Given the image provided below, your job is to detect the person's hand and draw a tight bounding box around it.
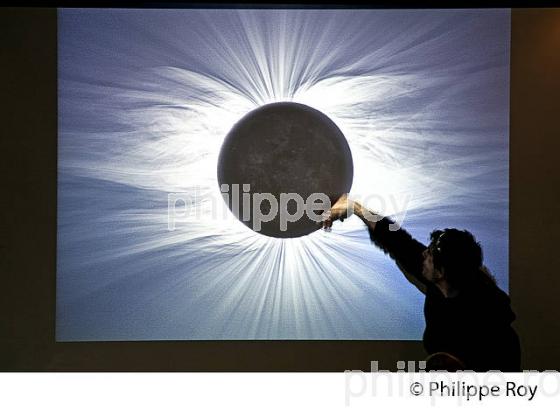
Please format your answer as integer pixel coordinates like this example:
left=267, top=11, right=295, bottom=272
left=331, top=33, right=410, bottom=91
left=321, top=194, right=355, bottom=230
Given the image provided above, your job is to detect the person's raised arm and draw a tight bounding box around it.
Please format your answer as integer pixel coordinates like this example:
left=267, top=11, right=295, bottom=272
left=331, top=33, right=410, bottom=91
left=322, top=195, right=428, bottom=294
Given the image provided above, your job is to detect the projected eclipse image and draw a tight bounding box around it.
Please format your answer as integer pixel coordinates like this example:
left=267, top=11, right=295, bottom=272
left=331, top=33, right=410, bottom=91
left=57, top=9, right=510, bottom=341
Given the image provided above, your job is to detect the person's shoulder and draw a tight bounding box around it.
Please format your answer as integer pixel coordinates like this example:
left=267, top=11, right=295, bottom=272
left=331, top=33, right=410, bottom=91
left=468, top=282, right=515, bottom=324
left=425, top=282, right=444, bottom=299
left=474, top=281, right=510, bottom=302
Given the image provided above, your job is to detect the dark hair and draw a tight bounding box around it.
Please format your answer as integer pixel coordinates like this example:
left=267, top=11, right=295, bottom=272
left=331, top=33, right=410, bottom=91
left=429, top=228, right=495, bottom=290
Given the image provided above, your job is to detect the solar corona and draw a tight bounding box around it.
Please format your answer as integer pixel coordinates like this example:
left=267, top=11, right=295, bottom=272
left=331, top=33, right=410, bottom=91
left=57, top=9, right=510, bottom=341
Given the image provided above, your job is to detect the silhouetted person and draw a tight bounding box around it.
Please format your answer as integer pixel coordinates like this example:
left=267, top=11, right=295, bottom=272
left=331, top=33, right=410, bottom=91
left=322, top=195, right=521, bottom=371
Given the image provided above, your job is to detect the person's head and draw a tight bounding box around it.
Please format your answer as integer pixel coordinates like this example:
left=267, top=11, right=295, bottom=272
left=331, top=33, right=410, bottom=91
left=422, top=228, right=487, bottom=290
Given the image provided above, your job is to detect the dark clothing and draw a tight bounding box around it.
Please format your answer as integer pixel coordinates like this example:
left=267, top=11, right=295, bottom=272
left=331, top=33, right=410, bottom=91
left=368, top=217, right=521, bottom=371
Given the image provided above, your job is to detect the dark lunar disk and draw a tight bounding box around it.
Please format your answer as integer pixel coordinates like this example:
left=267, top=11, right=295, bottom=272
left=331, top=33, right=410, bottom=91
left=217, top=102, right=353, bottom=238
